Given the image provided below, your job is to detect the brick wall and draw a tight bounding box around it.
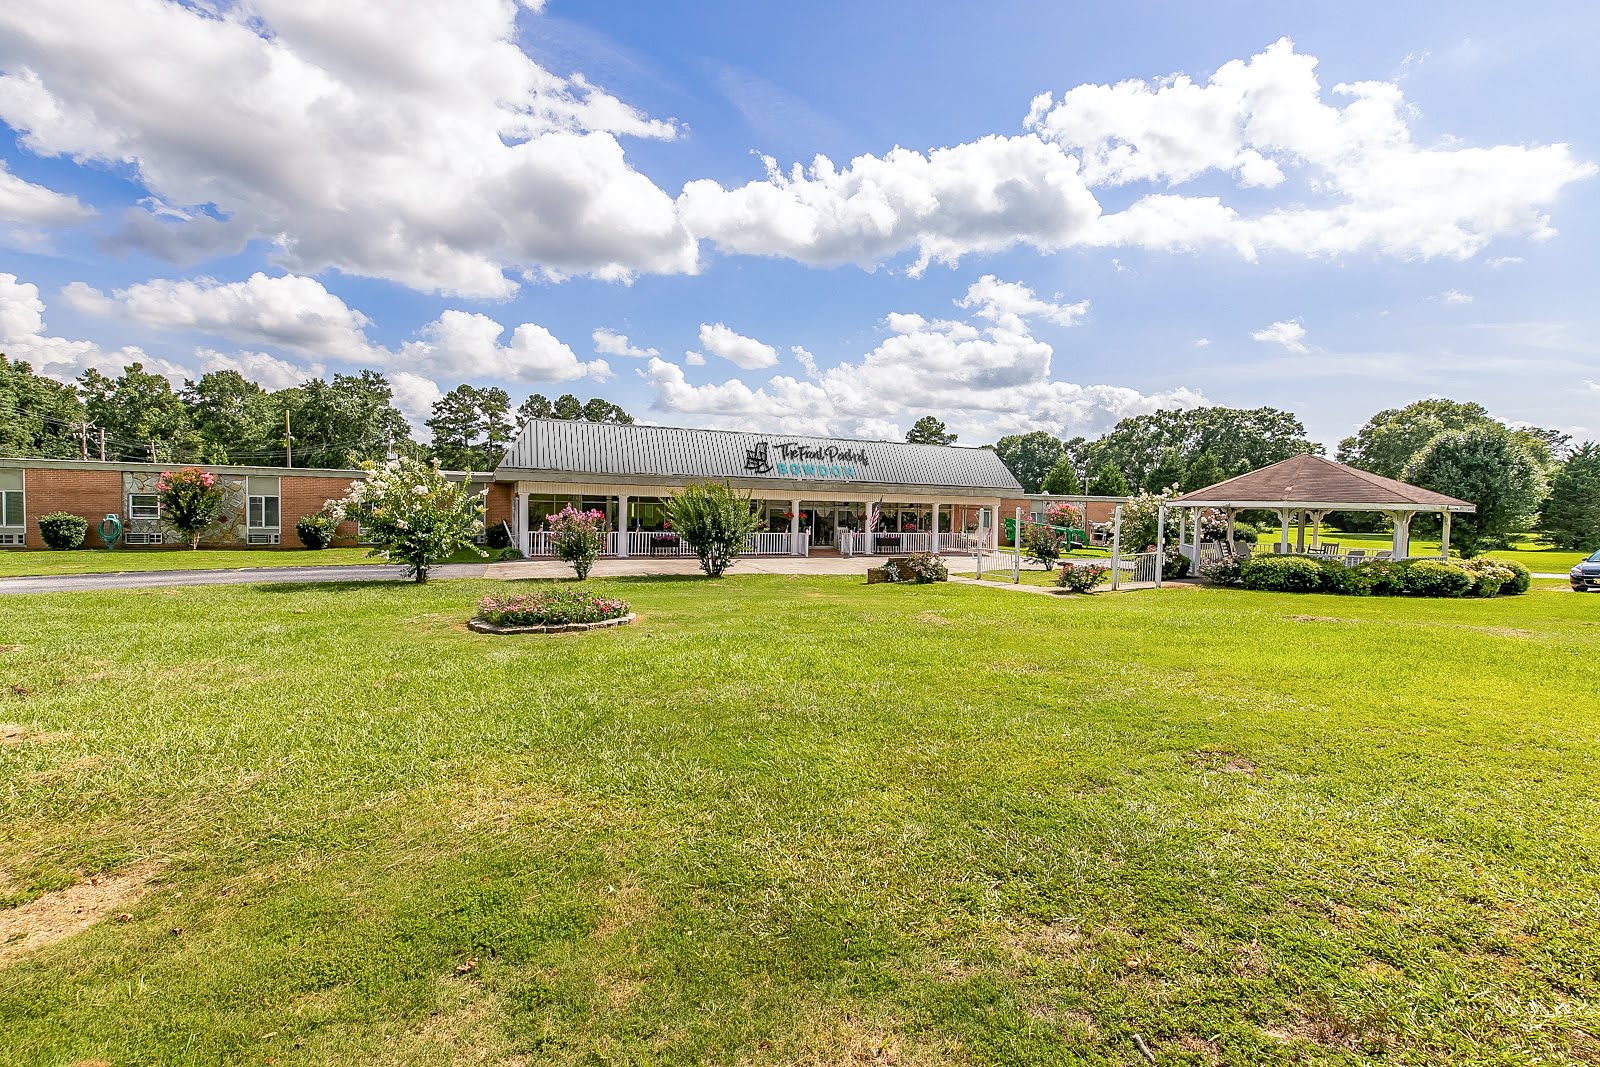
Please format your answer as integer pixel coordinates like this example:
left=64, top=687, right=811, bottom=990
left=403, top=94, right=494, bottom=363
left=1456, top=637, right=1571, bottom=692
left=279, top=474, right=362, bottom=547
left=483, top=483, right=513, bottom=532
left=22, top=469, right=123, bottom=548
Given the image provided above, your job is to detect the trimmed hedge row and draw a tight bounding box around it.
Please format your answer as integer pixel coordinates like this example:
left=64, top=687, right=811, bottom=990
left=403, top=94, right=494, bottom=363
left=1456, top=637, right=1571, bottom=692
left=1229, top=554, right=1529, bottom=598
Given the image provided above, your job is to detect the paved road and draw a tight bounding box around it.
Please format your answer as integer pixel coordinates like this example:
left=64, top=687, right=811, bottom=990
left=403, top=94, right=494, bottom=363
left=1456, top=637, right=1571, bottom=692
left=0, top=554, right=999, bottom=594
left=0, top=563, right=491, bottom=594
left=0, top=558, right=1572, bottom=595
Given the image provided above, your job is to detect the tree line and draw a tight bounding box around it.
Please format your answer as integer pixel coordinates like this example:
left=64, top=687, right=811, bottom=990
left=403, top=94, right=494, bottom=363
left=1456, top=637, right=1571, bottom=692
left=959, top=401, right=1590, bottom=553
left=0, top=355, right=632, bottom=472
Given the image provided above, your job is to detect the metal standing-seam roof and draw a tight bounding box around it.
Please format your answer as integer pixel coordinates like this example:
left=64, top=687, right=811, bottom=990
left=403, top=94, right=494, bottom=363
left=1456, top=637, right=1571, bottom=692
left=1173, top=453, right=1475, bottom=512
left=496, top=419, right=1024, bottom=493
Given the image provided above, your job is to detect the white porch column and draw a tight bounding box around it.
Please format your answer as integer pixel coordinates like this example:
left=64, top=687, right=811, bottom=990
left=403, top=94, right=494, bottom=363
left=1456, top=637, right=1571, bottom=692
left=1278, top=509, right=1292, bottom=554
left=1440, top=510, right=1452, bottom=559
left=790, top=498, right=803, bottom=556
left=512, top=492, right=526, bottom=556
left=616, top=493, right=630, bottom=557
left=931, top=501, right=942, bottom=555
left=864, top=500, right=875, bottom=556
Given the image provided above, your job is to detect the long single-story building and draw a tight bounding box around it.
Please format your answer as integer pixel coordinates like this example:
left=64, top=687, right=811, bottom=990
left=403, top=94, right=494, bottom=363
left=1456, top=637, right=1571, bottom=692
left=2, top=418, right=1024, bottom=557
left=490, top=418, right=1022, bottom=557
left=0, top=457, right=369, bottom=549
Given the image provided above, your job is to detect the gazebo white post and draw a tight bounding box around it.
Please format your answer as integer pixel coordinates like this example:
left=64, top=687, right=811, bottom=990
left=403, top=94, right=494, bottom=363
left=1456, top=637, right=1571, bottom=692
left=1177, top=509, right=1187, bottom=555
left=1295, top=510, right=1307, bottom=553
left=1155, top=505, right=1166, bottom=588
left=1390, top=511, right=1413, bottom=559
left=1191, top=506, right=1201, bottom=560
left=1440, top=509, right=1452, bottom=559
left=617, top=492, right=630, bottom=557
left=1111, top=504, right=1123, bottom=591
left=1277, top=509, right=1292, bottom=554
left=1225, top=508, right=1237, bottom=554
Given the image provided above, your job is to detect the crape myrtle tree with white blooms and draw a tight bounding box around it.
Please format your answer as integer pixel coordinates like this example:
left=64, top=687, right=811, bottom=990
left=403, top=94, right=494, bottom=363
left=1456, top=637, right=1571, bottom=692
left=667, top=481, right=763, bottom=578
left=340, top=457, right=485, bottom=583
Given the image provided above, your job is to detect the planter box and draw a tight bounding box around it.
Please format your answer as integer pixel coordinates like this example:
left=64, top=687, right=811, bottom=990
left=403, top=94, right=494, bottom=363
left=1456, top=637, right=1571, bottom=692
left=469, top=613, right=636, bottom=635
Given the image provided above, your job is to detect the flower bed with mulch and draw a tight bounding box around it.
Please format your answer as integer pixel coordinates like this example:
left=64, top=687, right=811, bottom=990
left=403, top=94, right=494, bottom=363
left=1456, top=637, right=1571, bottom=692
left=470, top=588, right=634, bottom=635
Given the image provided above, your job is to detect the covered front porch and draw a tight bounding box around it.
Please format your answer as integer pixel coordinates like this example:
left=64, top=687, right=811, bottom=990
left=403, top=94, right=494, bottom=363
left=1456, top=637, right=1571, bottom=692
left=510, top=488, right=999, bottom=559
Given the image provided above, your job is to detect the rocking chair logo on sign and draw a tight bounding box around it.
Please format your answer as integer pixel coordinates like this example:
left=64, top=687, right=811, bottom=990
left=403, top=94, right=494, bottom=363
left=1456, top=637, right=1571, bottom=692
left=744, top=440, right=871, bottom=481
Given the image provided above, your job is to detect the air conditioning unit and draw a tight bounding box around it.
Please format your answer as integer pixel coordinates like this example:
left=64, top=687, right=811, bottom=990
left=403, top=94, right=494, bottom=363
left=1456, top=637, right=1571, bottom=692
left=123, top=531, right=162, bottom=546
left=0, top=531, right=24, bottom=546
left=247, top=530, right=280, bottom=545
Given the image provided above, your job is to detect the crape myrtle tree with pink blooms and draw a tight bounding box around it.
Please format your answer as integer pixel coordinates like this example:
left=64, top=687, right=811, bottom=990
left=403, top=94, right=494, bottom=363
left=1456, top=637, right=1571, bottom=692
left=340, top=457, right=485, bottom=583
left=547, top=505, right=608, bottom=580
left=155, top=467, right=225, bottom=549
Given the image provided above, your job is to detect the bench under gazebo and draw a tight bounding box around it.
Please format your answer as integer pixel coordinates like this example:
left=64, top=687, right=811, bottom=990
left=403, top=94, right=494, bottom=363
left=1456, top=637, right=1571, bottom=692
left=1165, top=453, right=1476, bottom=565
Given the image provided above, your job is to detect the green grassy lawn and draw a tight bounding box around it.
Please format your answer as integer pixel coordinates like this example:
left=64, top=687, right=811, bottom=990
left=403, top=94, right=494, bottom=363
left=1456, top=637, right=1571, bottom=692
left=2, top=576, right=1597, bottom=1064
left=1278, top=528, right=1584, bottom=572
left=0, top=546, right=381, bottom=577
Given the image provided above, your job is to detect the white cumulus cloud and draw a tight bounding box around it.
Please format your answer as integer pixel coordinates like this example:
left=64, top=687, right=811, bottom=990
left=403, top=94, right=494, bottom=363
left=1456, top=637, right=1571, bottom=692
left=1251, top=319, right=1309, bottom=353
left=0, top=0, right=695, bottom=297
left=1437, top=288, right=1474, bottom=304
left=697, top=322, right=778, bottom=369
left=398, top=311, right=611, bottom=384
left=0, top=160, right=93, bottom=226
left=592, top=327, right=658, bottom=358
left=646, top=276, right=1200, bottom=439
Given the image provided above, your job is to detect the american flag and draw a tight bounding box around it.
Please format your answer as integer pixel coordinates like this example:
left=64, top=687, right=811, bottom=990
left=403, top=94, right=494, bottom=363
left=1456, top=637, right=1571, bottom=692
left=868, top=500, right=881, bottom=531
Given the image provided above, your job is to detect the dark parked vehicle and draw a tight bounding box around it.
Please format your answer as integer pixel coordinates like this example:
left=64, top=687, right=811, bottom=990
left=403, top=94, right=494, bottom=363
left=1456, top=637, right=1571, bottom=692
left=1570, top=549, right=1600, bottom=591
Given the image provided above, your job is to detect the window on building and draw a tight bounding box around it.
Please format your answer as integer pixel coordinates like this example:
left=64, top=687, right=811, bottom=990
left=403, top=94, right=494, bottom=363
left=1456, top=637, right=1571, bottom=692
left=0, top=468, right=22, bottom=547
left=246, top=476, right=281, bottom=529
left=128, top=492, right=160, bottom=519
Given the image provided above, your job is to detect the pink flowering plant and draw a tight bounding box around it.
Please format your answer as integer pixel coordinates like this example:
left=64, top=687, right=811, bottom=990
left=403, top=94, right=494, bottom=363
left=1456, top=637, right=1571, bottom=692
left=476, top=587, right=630, bottom=627
left=155, top=467, right=224, bottom=549
left=547, top=505, right=608, bottom=580
left=1055, top=561, right=1111, bottom=594
left=340, top=457, right=485, bottom=583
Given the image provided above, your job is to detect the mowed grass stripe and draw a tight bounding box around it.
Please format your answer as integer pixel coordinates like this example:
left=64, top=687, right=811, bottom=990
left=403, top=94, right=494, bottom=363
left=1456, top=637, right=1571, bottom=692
left=0, top=576, right=1596, bottom=1065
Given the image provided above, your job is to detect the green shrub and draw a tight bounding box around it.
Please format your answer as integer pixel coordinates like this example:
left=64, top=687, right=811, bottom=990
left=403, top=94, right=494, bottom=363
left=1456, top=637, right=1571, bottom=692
left=666, top=481, right=763, bottom=578
left=1198, top=553, right=1244, bottom=585
left=884, top=553, right=948, bottom=584
left=1056, top=561, right=1110, bottom=593
left=1499, top=559, right=1531, bottom=595
left=1162, top=548, right=1191, bottom=580
left=1240, top=555, right=1326, bottom=593
left=1231, top=522, right=1259, bottom=545
left=1359, top=559, right=1409, bottom=596
left=1461, top=557, right=1518, bottom=597
left=295, top=511, right=339, bottom=550
left=1402, top=559, right=1472, bottom=597
left=36, top=511, right=89, bottom=550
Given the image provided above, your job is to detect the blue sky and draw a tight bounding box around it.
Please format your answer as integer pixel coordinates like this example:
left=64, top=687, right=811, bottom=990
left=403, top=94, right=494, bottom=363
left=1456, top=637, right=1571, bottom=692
left=1, top=0, right=1596, bottom=450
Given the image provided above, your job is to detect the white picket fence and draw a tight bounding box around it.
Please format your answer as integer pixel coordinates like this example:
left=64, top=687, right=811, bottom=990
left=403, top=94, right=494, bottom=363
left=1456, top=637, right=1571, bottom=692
left=1113, top=550, right=1161, bottom=587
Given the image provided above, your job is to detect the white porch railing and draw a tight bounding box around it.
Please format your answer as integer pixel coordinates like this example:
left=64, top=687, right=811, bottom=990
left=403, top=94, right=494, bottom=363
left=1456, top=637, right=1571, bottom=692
left=521, top=529, right=807, bottom=558
left=744, top=531, right=801, bottom=556
left=840, top=531, right=978, bottom=556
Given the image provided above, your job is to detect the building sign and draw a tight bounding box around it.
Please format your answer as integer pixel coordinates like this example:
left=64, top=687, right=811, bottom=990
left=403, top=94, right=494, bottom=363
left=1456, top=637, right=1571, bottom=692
left=745, top=441, right=872, bottom=481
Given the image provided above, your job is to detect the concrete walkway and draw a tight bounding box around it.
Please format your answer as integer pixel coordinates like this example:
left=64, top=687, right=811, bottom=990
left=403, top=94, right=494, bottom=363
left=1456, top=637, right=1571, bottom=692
left=0, top=554, right=1000, bottom=594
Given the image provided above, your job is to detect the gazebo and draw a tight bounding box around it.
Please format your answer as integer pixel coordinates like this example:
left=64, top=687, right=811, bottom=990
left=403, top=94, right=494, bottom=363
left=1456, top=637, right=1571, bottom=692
left=1165, top=453, right=1475, bottom=563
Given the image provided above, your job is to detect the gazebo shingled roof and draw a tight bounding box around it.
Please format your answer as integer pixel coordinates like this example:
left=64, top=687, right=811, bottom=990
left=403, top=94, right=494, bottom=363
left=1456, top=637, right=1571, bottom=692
left=1173, top=453, right=1473, bottom=512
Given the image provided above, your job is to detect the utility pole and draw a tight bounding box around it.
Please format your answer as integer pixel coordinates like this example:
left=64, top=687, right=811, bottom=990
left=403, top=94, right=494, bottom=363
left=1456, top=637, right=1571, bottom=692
left=98, top=429, right=106, bottom=462
left=285, top=410, right=293, bottom=468
left=148, top=439, right=157, bottom=463
left=78, top=422, right=89, bottom=460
